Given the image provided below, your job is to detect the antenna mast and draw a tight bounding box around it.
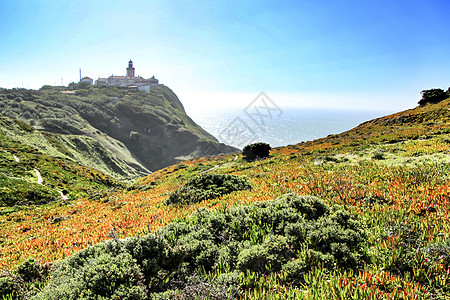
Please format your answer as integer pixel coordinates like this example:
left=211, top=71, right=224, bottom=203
left=79, top=68, right=81, bottom=82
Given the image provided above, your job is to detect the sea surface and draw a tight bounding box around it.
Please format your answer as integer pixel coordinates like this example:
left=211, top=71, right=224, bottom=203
left=189, top=107, right=393, bottom=149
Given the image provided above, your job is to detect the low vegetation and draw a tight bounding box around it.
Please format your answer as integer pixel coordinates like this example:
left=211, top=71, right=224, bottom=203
left=242, top=142, right=271, bottom=161
left=3, top=193, right=366, bottom=299
left=1, top=91, right=450, bottom=299
left=166, top=173, right=252, bottom=205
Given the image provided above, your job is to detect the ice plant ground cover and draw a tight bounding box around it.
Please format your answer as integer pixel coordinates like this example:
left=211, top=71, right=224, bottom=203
left=1, top=99, right=450, bottom=299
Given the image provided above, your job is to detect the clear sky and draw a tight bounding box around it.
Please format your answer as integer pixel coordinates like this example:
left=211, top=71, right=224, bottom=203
left=0, top=0, right=449, bottom=112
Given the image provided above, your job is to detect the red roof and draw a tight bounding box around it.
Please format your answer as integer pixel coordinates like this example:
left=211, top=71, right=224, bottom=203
left=108, top=76, right=144, bottom=79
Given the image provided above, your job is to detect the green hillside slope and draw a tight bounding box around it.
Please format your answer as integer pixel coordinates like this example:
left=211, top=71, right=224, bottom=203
left=1, top=96, right=449, bottom=299
left=0, top=114, right=123, bottom=206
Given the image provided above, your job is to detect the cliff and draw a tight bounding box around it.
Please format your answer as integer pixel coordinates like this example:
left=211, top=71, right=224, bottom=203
left=0, top=85, right=238, bottom=180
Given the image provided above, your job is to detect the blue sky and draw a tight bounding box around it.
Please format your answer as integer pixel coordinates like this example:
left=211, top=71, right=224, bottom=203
left=0, top=0, right=449, bottom=112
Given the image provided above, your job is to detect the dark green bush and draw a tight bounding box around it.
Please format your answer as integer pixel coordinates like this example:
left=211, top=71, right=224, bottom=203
left=236, top=235, right=292, bottom=273
left=281, top=259, right=307, bottom=282
left=175, top=227, right=219, bottom=270
left=418, top=88, right=449, bottom=106
left=17, top=259, right=43, bottom=283
left=306, top=213, right=364, bottom=267
left=166, top=173, right=251, bottom=205
left=151, top=274, right=238, bottom=300
left=33, top=251, right=147, bottom=300
left=372, top=152, right=385, bottom=160
left=0, top=275, right=16, bottom=297
left=277, top=193, right=329, bottom=220
left=1, top=259, right=51, bottom=299
left=122, top=235, right=173, bottom=279
left=242, top=142, right=271, bottom=161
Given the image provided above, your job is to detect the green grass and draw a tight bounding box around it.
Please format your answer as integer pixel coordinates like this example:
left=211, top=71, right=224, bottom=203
left=0, top=116, right=124, bottom=206
left=1, top=97, right=450, bottom=299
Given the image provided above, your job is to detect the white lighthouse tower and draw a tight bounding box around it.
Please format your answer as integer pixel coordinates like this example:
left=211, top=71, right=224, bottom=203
left=126, top=59, right=135, bottom=78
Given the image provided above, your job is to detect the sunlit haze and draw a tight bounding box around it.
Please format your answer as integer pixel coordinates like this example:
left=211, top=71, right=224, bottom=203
left=1, top=0, right=449, bottom=112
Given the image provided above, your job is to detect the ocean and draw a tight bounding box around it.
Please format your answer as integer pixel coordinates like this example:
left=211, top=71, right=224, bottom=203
left=188, top=107, right=393, bottom=149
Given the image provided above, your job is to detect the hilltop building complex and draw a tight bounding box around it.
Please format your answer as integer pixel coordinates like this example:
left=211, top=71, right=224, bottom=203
left=88, top=60, right=163, bottom=92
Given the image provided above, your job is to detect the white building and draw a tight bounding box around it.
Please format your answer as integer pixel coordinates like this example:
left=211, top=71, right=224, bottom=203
left=80, top=77, right=93, bottom=85
left=95, top=60, right=163, bottom=92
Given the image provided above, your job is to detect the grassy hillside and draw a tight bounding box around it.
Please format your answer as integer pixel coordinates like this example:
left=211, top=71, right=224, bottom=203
left=1, top=98, right=450, bottom=299
left=0, top=114, right=124, bottom=206
left=0, top=85, right=237, bottom=177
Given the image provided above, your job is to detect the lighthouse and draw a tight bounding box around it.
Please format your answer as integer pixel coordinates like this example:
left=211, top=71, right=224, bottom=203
left=126, top=59, right=135, bottom=78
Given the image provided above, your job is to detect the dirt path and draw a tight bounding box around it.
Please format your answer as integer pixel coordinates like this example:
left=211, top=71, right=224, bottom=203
left=200, top=155, right=239, bottom=174
left=34, top=168, right=69, bottom=199
left=58, top=190, right=69, bottom=200
left=6, top=151, right=44, bottom=185
left=34, top=168, right=44, bottom=185
left=1, top=150, right=20, bottom=162
left=34, top=168, right=69, bottom=200
left=5, top=151, right=69, bottom=200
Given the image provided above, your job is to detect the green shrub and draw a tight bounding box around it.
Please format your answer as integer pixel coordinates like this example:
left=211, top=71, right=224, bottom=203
left=276, top=193, right=329, bottom=220
left=32, top=193, right=365, bottom=299
left=236, top=243, right=270, bottom=273
left=242, top=142, right=271, bottom=161
left=372, top=152, right=385, bottom=160
left=305, top=209, right=365, bottom=268
left=17, top=259, right=43, bottom=283
left=236, top=235, right=292, bottom=273
left=281, top=259, right=307, bottom=282
left=0, top=275, right=16, bottom=297
left=166, top=173, right=251, bottom=205
left=33, top=252, right=147, bottom=300
left=1, top=259, right=50, bottom=299
left=175, top=227, right=219, bottom=271
left=418, top=88, right=449, bottom=106
left=151, top=275, right=237, bottom=300
left=122, top=235, right=173, bottom=279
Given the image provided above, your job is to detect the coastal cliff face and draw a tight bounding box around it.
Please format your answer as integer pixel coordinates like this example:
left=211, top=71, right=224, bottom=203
left=0, top=85, right=238, bottom=179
